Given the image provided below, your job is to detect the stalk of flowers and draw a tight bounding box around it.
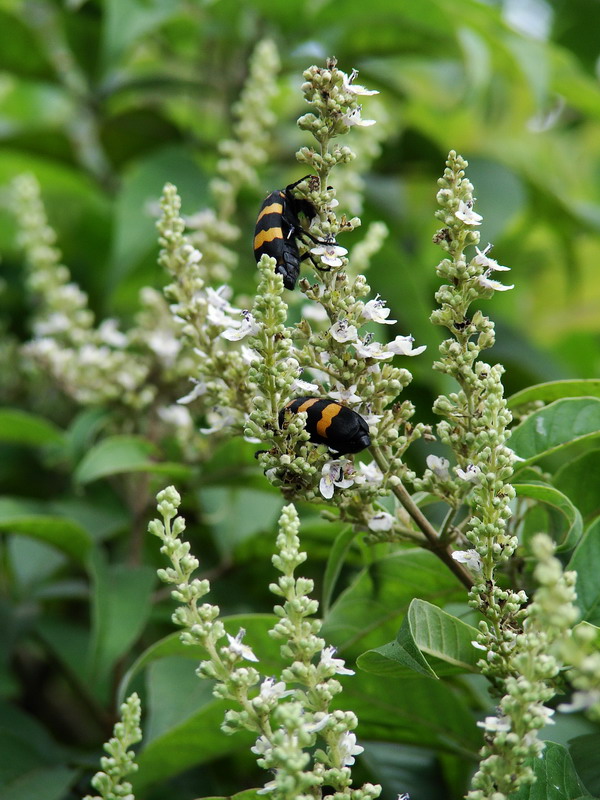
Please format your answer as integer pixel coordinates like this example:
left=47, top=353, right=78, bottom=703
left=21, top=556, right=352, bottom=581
left=149, top=488, right=382, bottom=800
left=83, top=692, right=142, bottom=800
left=185, top=38, right=281, bottom=283
left=468, top=534, right=578, bottom=798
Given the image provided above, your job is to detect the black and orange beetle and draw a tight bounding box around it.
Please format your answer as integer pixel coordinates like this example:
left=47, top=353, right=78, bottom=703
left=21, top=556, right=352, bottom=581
left=279, top=396, right=371, bottom=455
left=253, top=175, right=320, bottom=290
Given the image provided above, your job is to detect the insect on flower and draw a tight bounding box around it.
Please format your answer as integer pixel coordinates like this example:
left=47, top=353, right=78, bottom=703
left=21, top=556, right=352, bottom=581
left=279, top=396, right=371, bottom=455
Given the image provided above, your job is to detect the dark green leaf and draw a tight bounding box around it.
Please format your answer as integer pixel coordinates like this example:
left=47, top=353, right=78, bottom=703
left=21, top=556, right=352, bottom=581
left=515, top=482, right=583, bottom=551
left=567, top=518, right=600, bottom=625
left=0, top=410, right=63, bottom=447
left=74, top=435, right=156, bottom=484
left=569, top=733, right=600, bottom=795
left=554, top=451, right=600, bottom=522
left=510, top=741, right=591, bottom=799
left=322, top=525, right=356, bottom=616
left=508, top=380, right=600, bottom=409
left=509, top=399, right=600, bottom=464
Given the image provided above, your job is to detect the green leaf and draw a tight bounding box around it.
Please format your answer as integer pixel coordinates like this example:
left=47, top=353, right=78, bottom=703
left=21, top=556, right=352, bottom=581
left=567, top=517, right=600, bottom=625
left=322, top=550, right=465, bottom=656
left=510, top=741, right=591, bottom=799
left=0, top=765, right=77, bottom=800
left=515, top=482, right=583, bottom=551
left=509, top=398, right=600, bottom=464
left=508, top=380, right=600, bottom=409
left=358, top=599, right=479, bottom=679
left=0, top=498, right=93, bottom=563
left=0, top=410, right=63, bottom=447
left=87, top=556, right=156, bottom=686
left=569, top=733, right=600, bottom=795
left=74, top=435, right=156, bottom=483
left=322, top=525, right=356, bottom=616
left=554, top=451, right=600, bottom=522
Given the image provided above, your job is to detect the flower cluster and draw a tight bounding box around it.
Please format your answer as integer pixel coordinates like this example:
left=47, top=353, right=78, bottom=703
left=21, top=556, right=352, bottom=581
left=149, top=488, right=381, bottom=799
left=84, top=692, right=142, bottom=800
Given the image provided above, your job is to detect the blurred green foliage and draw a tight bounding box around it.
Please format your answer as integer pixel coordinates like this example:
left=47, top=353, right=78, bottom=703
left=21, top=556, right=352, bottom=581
left=3, top=0, right=600, bottom=798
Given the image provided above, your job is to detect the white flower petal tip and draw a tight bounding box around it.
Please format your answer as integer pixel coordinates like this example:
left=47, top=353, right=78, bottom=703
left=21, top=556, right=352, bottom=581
left=226, top=630, right=259, bottom=662
left=386, top=335, right=427, bottom=357
left=426, top=454, right=450, bottom=480
left=329, top=319, right=358, bottom=343
left=455, top=199, right=483, bottom=226
left=340, top=105, right=376, bottom=127
left=451, top=549, right=483, bottom=572
left=367, top=511, right=394, bottom=532
left=362, top=295, right=397, bottom=325
left=344, top=69, right=379, bottom=96
left=177, top=379, right=207, bottom=404
left=455, top=464, right=482, bottom=484
left=221, top=310, right=260, bottom=341
left=319, top=459, right=356, bottom=499
left=474, top=245, right=511, bottom=272
left=311, top=242, right=348, bottom=268
left=320, top=646, right=355, bottom=676
left=478, top=272, right=514, bottom=292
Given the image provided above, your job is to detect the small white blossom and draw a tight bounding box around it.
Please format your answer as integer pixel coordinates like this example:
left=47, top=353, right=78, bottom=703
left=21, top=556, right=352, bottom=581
left=473, top=244, right=511, bottom=272
left=241, top=345, right=260, bottom=364
left=558, top=690, right=600, bottom=713
left=320, top=646, right=355, bottom=676
left=455, top=464, right=482, bottom=483
left=367, top=511, right=395, bottom=531
left=426, top=454, right=450, bottom=479
left=147, top=330, right=181, bottom=363
left=98, top=318, right=128, bottom=348
left=177, top=379, right=207, bottom=404
left=354, top=461, right=383, bottom=486
left=478, top=270, right=514, bottom=292
left=200, top=406, right=237, bottom=434
left=206, top=285, right=236, bottom=311
left=302, top=303, right=329, bottom=322
left=157, top=404, right=192, bottom=429
left=455, top=199, right=483, bottom=226
left=305, top=714, right=331, bottom=733
left=291, top=378, right=321, bottom=394
left=225, top=629, right=259, bottom=662
left=251, top=734, right=273, bottom=757
left=452, top=549, right=483, bottom=572
left=362, top=295, right=397, bottom=325
left=311, top=242, right=348, bottom=268
left=471, top=639, right=488, bottom=651
left=328, top=383, right=362, bottom=403
left=354, top=337, right=393, bottom=360
left=207, top=303, right=237, bottom=328
left=398, top=794, right=411, bottom=800
left=257, top=778, right=278, bottom=795
left=338, top=731, right=364, bottom=766
left=257, top=677, right=293, bottom=703
left=319, top=459, right=355, bottom=499
left=341, top=106, right=376, bottom=127
left=386, top=334, right=427, bottom=357
left=343, top=69, right=379, bottom=96
left=361, top=410, right=383, bottom=426
left=477, top=715, right=511, bottom=733
left=34, top=312, right=71, bottom=337
left=221, top=310, right=260, bottom=341
left=329, top=319, right=358, bottom=343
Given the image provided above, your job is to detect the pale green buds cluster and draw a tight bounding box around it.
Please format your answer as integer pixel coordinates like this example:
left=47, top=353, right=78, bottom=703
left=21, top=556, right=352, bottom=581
left=150, top=491, right=380, bottom=799
left=83, top=693, right=142, bottom=800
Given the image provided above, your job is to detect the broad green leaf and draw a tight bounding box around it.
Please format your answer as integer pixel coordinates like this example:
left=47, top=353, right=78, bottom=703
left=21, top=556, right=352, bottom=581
left=322, top=525, right=356, bottom=615
left=360, top=741, right=448, bottom=800
left=87, top=556, right=156, bottom=686
left=0, top=498, right=92, bottom=563
left=569, top=733, right=600, bottom=795
left=510, top=741, right=591, bottom=799
left=322, top=550, right=465, bottom=656
left=509, top=380, right=600, bottom=409
left=515, top=482, right=583, bottom=552
left=568, top=517, right=600, bottom=625
left=0, top=765, right=77, bottom=800
left=74, top=435, right=156, bottom=483
left=358, top=599, right=479, bottom=679
left=509, top=398, right=600, bottom=464
left=554, top=451, right=600, bottom=522
left=0, top=409, right=63, bottom=447
left=102, top=0, right=178, bottom=68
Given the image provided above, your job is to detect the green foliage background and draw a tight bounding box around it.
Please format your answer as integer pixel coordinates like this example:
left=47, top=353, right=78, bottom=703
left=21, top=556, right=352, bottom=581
left=2, top=1, right=600, bottom=799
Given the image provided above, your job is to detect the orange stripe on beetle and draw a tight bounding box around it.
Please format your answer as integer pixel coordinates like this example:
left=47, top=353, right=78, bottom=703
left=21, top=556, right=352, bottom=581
left=254, top=227, right=283, bottom=249
left=297, top=398, right=320, bottom=413
left=316, top=402, right=342, bottom=438
left=257, top=202, right=284, bottom=222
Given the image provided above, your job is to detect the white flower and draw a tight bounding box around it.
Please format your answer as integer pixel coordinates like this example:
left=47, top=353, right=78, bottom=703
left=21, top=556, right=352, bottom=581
left=341, top=106, right=376, bottom=127
left=386, top=334, right=427, bottom=357
left=426, top=454, right=450, bottom=479
left=338, top=731, right=364, bottom=766
left=558, top=690, right=600, bottom=713
left=305, top=714, right=331, bottom=733
left=147, top=330, right=181, bottom=363
left=311, top=242, right=348, bottom=268
left=479, top=271, right=514, bottom=292
left=200, top=406, right=237, bottom=434
left=251, top=735, right=273, bottom=757
left=320, top=646, right=355, bottom=676
left=476, top=715, right=511, bottom=733
left=291, top=378, right=321, bottom=394
left=455, top=199, right=483, bottom=226
left=221, top=310, right=260, bottom=341
left=367, top=511, right=394, bottom=531
left=241, top=345, right=260, bottom=364
left=157, top=404, right=192, bottom=429
left=362, top=295, right=397, bottom=325
left=328, top=383, right=362, bottom=403
left=98, top=318, right=128, bottom=348
left=354, top=461, right=383, bottom=486
left=257, top=779, right=278, bottom=795
left=34, top=312, right=71, bottom=337
left=257, top=677, right=293, bottom=702
left=471, top=639, right=488, bottom=651
left=177, top=379, right=207, bottom=404
left=473, top=244, right=510, bottom=272
left=225, top=629, right=259, bottom=662
left=452, top=549, right=483, bottom=572
left=354, top=336, right=393, bottom=360
left=302, top=303, right=329, bottom=322
left=329, top=319, right=358, bottom=343
left=207, top=303, right=237, bottom=328
left=319, top=459, right=355, bottom=499
left=455, top=464, right=482, bottom=483
left=206, top=285, right=235, bottom=311
left=343, top=68, right=379, bottom=96
left=397, top=794, right=411, bottom=800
